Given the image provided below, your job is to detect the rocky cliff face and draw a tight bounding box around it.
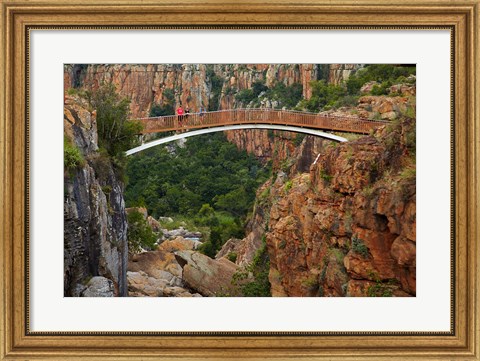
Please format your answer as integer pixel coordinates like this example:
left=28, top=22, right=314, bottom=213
left=328, top=64, right=363, bottom=85
left=64, top=64, right=360, bottom=117
left=219, top=118, right=416, bottom=297
left=64, top=96, right=128, bottom=296
left=265, top=118, right=416, bottom=296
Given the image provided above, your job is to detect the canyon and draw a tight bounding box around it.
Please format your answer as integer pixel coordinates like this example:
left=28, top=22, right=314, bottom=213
left=64, top=63, right=416, bottom=297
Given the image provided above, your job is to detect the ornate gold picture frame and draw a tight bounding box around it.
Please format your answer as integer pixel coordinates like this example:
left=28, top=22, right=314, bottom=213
left=1, top=0, right=479, bottom=359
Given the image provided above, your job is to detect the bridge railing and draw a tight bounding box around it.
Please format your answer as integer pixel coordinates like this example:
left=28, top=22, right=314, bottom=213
left=132, top=109, right=388, bottom=135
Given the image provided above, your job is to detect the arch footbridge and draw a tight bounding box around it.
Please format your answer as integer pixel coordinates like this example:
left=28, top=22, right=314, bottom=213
left=127, top=109, right=387, bottom=155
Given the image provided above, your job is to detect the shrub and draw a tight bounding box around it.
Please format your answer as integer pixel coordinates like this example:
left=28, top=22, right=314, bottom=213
left=150, top=103, right=174, bottom=117
left=84, top=83, right=142, bottom=157
left=400, top=165, right=416, bottom=180
left=302, top=276, right=320, bottom=291
left=207, top=69, right=223, bottom=111
left=351, top=235, right=369, bottom=258
left=235, top=237, right=271, bottom=297
left=127, top=209, right=157, bottom=254
left=227, top=252, right=238, bottom=263
left=329, top=248, right=345, bottom=264
left=235, top=89, right=255, bottom=104
left=90, top=148, right=111, bottom=183
left=269, top=82, right=303, bottom=108
left=252, top=80, right=268, bottom=97
left=346, top=64, right=416, bottom=96
left=294, top=133, right=306, bottom=146
left=319, top=169, right=333, bottom=183
left=284, top=180, right=293, bottom=192
left=64, top=136, right=85, bottom=171
left=300, top=80, right=346, bottom=112
left=367, top=282, right=394, bottom=297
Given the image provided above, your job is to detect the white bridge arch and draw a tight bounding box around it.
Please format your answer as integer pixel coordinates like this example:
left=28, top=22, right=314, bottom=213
left=126, top=124, right=348, bottom=156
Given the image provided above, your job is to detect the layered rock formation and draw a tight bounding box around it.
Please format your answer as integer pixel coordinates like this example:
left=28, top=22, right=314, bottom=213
left=219, top=117, right=416, bottom=297
left=266, top=118, right=416, bottom=296
left=64, top=96, right=128, bottom=296
left=64, top=64, right=361, bottom=118
left=328, top=64, right=363, bottom=85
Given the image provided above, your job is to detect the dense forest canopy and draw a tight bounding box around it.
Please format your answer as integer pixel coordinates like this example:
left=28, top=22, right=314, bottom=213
left=125, top=133, right=271, bottom=256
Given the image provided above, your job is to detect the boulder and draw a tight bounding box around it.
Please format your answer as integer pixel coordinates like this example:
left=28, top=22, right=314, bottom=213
left=127, top=271, right=168, bottom=297
left=81, top=276, right=115, bottom=297
left=174, top=250, right=241, bottom=296
left=129, top=249, right=182, bottom=278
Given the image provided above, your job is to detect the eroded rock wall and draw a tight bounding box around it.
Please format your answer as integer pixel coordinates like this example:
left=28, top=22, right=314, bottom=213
left=265, top=119, right=416, bottom=297
left=64, top=96, right=128, bottom=296
left=218, top=118, right=415, bottom=297
left=64, top=64, right=359, bottom=117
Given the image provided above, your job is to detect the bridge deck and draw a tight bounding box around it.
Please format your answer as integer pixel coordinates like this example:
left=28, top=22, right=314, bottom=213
left=133, top=109, right=387, bottom=135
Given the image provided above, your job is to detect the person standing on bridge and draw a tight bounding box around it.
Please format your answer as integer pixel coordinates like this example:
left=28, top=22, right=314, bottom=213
left=176, top=105, right=184, bottom=128
left=199, top=106, right=205, bottom=124
left=185, top=106, right=190, bottom=126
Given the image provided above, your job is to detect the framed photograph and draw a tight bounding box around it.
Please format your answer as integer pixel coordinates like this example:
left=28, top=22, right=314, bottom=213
left=1, top=0, right=479, bottom=359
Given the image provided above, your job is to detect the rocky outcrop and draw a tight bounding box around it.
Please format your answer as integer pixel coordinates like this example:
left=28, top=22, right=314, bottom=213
left=357, top=95, right=412, bottom=120
left=127, top=237, right=202, bottom=297
left=216, top=136, right=334, bottom=269
left=328, top=64, right=362, bottom=85
left=264, top=118, right=416, bottom=297
left=127, top=236, right=238, bottom=297
left=64, top=96, right=128, bottom=296
left=65, top=64, right=210, bottom=118
left=175, top=250, right=241, bottom=297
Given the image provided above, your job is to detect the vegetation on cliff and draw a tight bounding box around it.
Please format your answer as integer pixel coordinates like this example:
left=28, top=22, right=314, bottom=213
left=299, top=64, right=416, bottom=112
left=64, top=135, right=85, bottom=172
left=84, top=84, right=142, bottom=157
left=263, top=116, right=416, bottom=297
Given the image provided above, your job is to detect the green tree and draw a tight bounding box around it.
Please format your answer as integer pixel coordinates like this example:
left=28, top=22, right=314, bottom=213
left=252, top=80, right=268, bottom=97
left=301, top=80, right=346, bottom=112
left=127, top=209, right=158, bottom=254
left=85, top=83, right=142, bottom=157
left=150, top=88, right=175, bottom=116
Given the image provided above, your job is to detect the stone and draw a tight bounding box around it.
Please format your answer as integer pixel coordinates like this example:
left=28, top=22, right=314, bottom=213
left=381, top=111, right=397, bottom=120
left=360, top=81, right=379, bottom=94
left=127, top=271, right=168, bottom=297
left=174, top=250, right=241, bottom=297
left=129, top=250, right=181, bottom=278
left=82, top=277, right=115, bottom=297
left=390, top=236, right=416, bottom=266
left=346, top=280, right=377, bottom=297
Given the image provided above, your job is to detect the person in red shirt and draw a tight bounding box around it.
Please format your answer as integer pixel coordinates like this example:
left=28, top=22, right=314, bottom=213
left=176, top=105, right=184, bottom=128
